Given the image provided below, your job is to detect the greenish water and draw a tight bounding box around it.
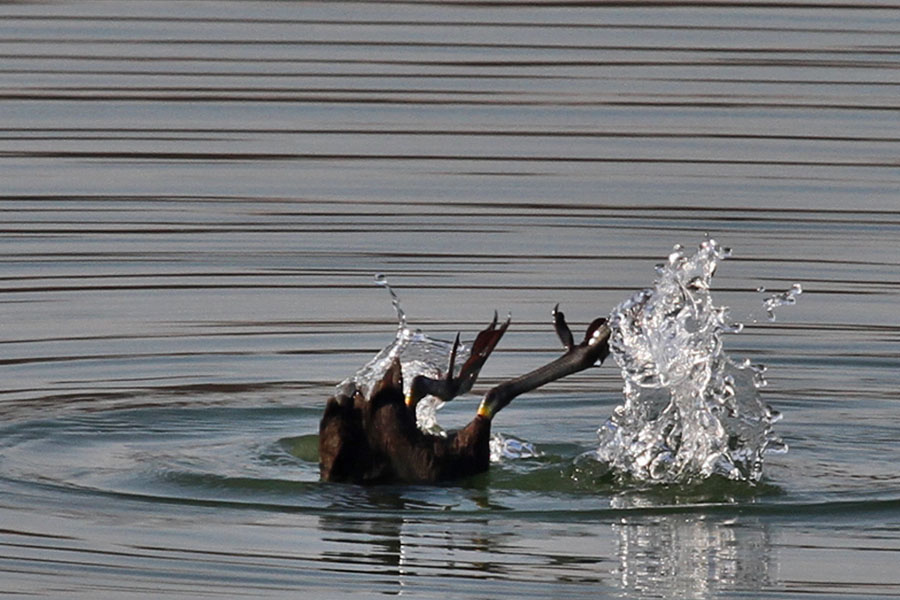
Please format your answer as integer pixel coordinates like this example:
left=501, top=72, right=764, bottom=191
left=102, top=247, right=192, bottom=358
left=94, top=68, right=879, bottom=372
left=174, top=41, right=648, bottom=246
left=2, top=1, right=900, bottom=598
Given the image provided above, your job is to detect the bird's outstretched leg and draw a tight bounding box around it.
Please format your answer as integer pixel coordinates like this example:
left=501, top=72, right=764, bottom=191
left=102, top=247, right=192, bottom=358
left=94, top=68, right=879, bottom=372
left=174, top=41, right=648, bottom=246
left=477, top=308, right=610, bottom=420
left=406, top=313, right=510, bottom=409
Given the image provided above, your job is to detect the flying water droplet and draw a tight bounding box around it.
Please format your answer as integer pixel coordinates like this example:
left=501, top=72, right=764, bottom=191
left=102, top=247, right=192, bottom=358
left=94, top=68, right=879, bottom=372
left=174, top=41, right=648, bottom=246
left=763, top=283, right=803, bottom=322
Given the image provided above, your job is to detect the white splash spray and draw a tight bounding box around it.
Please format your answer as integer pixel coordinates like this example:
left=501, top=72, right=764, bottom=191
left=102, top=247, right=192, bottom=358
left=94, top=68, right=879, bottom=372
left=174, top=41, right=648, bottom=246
left=591, top=239, right=789, bottom=484
left=338, top=276, right=537, bottom=460
left=337, top=275, right=466, bottom=436
left=763, top=283, right=803, bottom=322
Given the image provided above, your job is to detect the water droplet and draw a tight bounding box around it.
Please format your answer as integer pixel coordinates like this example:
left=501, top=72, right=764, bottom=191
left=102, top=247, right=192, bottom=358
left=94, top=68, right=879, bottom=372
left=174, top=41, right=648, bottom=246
left=762, top=283, right=803, bottom=322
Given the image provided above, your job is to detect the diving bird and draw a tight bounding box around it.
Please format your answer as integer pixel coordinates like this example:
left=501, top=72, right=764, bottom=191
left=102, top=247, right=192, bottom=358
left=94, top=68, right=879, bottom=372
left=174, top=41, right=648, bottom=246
left=318, top=307, right=610, bottom=484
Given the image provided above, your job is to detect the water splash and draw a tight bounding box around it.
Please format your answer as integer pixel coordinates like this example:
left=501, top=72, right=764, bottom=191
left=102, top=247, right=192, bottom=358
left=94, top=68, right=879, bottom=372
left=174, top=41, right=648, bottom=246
left=374, top=272, right=407, bottom=330
left=489, top=433, right=542, bottom=463
left=591, top=239, right=787, bottom=484
left=340, top=276, right=537, bottom=462
left=763, top=283, right=803, bottom=322
left=337, top=275, right=471, bottom=436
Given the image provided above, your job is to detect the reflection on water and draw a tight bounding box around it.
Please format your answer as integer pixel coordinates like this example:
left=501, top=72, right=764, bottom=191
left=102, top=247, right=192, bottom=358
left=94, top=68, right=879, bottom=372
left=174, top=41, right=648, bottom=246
left=613, top=514, right=773, bottom=599
left=315, top=510, right=612, bottom=596
left=314, top=490, right=775, bottom=598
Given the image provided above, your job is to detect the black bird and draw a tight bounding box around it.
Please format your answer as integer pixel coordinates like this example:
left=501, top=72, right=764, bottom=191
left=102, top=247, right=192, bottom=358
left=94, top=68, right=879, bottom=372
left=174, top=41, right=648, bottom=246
left=319, top=307, right=610, bottom=484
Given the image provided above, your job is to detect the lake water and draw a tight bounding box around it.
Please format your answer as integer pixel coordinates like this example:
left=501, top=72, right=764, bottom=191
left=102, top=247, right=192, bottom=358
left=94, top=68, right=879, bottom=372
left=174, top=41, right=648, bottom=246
left=2, top=1, right=899, bottom=598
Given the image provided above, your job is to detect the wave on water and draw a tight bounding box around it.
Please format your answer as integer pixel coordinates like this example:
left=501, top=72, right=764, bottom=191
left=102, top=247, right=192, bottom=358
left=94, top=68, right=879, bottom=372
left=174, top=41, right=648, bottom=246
left=589, top=239, right=790, bottom=485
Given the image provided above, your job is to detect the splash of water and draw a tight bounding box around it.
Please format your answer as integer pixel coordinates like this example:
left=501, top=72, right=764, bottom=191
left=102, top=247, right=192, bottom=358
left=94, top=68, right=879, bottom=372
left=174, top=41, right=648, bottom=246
left=592, top=239, right=787, bottom=484
left=489, top=433, right=542, bottom=462
left=339, top=276, right=534, bottom=460
left=763, top=283, right=803, bottom=322
left=374, top=273, right=407, bottom=330
left=337, top=275, right=469, bottom=436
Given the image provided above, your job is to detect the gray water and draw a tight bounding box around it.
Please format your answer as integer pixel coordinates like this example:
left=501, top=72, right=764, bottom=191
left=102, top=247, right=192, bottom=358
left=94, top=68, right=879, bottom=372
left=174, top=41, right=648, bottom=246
left=2, top=2, right=900, bottom=598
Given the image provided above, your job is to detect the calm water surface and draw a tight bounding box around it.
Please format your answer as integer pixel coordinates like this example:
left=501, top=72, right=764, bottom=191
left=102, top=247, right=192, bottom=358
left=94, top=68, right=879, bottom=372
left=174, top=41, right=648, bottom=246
left=2, top=2, right=899, bottom=598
